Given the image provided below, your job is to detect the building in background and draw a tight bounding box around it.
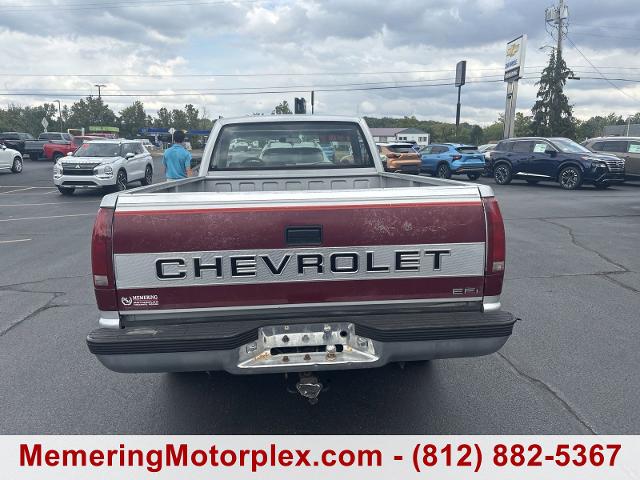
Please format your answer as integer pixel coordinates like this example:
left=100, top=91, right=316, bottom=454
left=604, top=124, right=640, bottom=137
left=369, top=127, right=430, bottom=146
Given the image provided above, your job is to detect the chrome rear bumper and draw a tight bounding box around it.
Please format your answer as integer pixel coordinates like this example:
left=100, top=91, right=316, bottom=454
left=88, top=310, right=516, bottom=374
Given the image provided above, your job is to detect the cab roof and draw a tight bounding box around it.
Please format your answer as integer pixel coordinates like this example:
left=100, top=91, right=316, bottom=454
left=217, top=115, right=362, bottom=126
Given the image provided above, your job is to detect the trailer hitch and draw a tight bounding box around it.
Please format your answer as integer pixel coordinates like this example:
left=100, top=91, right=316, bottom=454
left=286, top=372, right=326, bottom=404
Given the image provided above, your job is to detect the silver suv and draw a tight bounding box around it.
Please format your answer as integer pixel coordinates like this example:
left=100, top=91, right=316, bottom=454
left=583, top=137, right=640, bottom=180
left=53, top=139, right=153, bottom=195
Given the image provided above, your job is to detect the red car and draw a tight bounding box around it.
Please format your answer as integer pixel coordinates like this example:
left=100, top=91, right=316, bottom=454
left=43, top=136, right=101, bottom=162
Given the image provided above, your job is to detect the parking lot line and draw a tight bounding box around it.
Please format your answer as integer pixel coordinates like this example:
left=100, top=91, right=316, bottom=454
left=0, top=187, right=35, bottom=194
left=0, top=238, right=32, bottom=244
left=0, top=201, right=100, bottom=207
left=0, top=185, right=56, bottom=189
left=0, top=213, right=95, bottom=222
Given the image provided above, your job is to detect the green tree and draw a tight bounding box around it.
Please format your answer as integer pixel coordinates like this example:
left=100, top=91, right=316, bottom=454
left=119, top=101, right=147, bottom=139
left=272, top=100, right=292, bottom=115
left=531, top=50, right=576, bottom=137
left=171, top=109, right=188, bottom=130
left=183, top=104, right=199, bottom=129
left=154, top=107, right=172, bottom=127
left=469, top=125, right=483, bottom=144
left=514, top=112, right=534, bottom=137
left=67, top=97, right=117, bottom=131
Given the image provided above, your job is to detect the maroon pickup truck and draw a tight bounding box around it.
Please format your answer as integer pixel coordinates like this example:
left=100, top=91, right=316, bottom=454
left=87, top=116, right=514, bottom=402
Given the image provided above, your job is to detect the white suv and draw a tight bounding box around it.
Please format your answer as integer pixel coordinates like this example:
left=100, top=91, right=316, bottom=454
left=0, top=144, right=23, bottom=174
left=53, top=139, right=153, bottom=195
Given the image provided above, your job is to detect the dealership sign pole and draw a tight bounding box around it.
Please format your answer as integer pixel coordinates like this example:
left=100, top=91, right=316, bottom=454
left=503, top=34, right=526, bottom=139
left=455, top=60, right=466, bottom=139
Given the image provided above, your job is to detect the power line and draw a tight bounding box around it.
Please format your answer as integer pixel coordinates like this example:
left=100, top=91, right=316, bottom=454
left=0, top=67, right=548, bottom=79
left=570, top=77, right=640, bottom=83
left=569, top=21, right=640, bottom=32
left=571, top=32, right=640, bottom=42
left=0, top=73, right=530, bottom=94
left=566, top=35, right=639, bottom=101
left=0, top=0, right=260, bottom=13
left=0, top=69, right=493, bottom=78
left=0, top=78, right=507, bottom=98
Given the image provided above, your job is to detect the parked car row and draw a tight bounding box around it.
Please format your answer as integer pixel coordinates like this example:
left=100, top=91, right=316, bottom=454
left=374, top=135, right=638, bottom=191
left=1, top=131, right=73, bottom=160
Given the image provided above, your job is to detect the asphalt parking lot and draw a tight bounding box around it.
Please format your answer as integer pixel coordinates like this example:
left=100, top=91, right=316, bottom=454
left=1, top=158, right=639, bottom=435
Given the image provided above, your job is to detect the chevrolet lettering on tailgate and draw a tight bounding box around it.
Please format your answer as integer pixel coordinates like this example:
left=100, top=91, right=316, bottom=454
left=114, top=243, right=484, bottom=287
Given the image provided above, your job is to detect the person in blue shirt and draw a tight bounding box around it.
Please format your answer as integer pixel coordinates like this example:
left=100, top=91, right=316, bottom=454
left=163, top=130, right=192, bottom=180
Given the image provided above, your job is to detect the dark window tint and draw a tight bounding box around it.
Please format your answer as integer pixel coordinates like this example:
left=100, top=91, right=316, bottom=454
left=1, top=133, right=19, bottom=140
left=122, top=144, right=136, bottom=156
left=455, top=146, right=479, bottom=153
left=75, top=143, right=121, bottom=157
left=495, top=141, right=512, bottom=152
left=600, top=141, right=628, bottom=153
left=387, top=145, right=415, bottom=153
left=512, top=141, right=534, bottom=153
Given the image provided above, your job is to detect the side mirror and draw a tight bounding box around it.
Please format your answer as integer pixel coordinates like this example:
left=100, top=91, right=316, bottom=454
left=1, top=144, right=6, bottom=150
left=546, top=149, right=557, bottom=156
left=66, top=152, right=73, bottom=156
left=125, top=152, right=135, bottom=160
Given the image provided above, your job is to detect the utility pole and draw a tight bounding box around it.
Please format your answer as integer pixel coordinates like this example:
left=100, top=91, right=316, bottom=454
left=556, top=0, right=564, bottom=55
left=546, top=0, right=568, bottom=60
left=94, top=84, right=106, bottom=99
left=55, top=99, right=62, bottom=131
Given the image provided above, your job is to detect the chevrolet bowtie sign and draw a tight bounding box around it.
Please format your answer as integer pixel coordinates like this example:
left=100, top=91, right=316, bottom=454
left=505, top=34, right=527, bottom=82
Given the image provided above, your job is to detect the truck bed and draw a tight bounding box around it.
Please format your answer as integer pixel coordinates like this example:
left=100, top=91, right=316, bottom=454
left=109, top=172, right=492, bottom=215
left=126, top=170, right=484, bottom=194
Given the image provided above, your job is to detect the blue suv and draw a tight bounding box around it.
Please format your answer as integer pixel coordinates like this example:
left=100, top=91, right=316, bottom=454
left=419, top=143, right=485, bottom=179
left=487, top=137, right=625, bottom=190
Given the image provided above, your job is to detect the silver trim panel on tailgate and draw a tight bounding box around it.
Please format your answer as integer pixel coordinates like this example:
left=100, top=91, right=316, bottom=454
left=114, top=242, right=486, bottom=289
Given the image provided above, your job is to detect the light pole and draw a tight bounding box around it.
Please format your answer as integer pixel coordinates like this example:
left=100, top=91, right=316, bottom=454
left=55, top=100, right=62, bottom=132
left=94, top=84, right=106, bottom=99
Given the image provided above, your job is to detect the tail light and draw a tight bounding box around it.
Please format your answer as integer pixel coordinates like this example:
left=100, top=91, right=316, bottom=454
left=482, top=196, right=506, bottom=296
left=452, top=155, right=462, bottom=160
left=91, top=207, right=117, bottom=310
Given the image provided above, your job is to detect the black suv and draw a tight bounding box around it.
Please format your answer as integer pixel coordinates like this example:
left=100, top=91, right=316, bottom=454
left=487, top=137, right=625, bottom=190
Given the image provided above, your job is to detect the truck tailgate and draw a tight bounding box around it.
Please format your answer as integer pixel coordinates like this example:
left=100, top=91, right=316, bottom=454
left=110, top=188, right=487, bottom=313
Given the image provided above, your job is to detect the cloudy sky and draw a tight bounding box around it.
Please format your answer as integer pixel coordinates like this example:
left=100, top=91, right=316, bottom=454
left=0, top=0, right=639, bottom=125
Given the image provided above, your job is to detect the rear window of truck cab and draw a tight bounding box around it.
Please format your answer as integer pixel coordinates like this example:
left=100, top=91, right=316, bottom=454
left=210, top=121, right=374, bottom=170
